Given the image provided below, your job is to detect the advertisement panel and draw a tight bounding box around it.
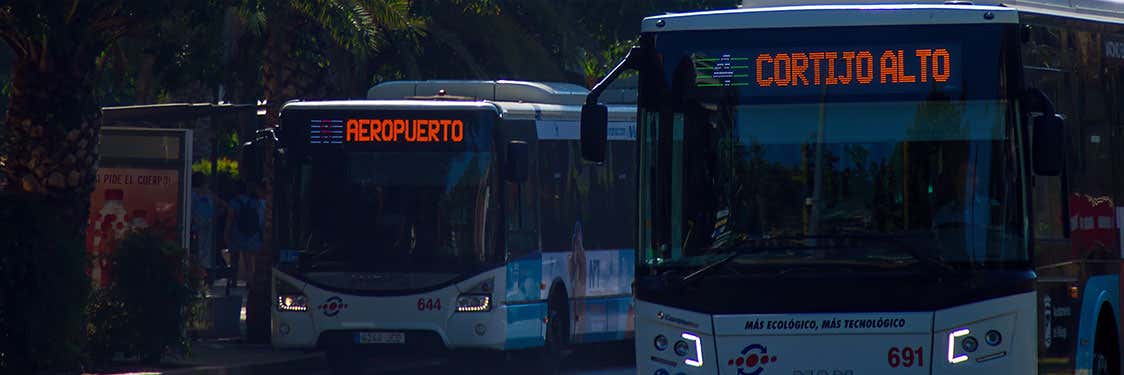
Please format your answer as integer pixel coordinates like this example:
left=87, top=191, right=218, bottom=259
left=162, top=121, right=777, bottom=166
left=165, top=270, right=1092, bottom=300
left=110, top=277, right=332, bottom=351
left=86, top=168, right=181, bottom=286
left=86, top=127, right=192, bottom=287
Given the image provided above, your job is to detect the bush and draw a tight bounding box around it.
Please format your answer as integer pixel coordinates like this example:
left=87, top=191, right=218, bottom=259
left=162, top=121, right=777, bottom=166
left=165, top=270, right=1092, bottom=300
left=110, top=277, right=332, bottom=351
left=0, top=193, right=91, bottom=374
left=85, top=229, right=202, bottom=365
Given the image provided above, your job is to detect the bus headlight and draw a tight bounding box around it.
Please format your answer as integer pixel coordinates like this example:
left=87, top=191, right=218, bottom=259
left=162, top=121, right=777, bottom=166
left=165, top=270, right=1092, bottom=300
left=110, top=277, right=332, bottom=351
left=985, top=330, right=1002, bottom=346
left=654, top=334, right=669, bottom=351
left=277, top=294, right=308, bottom=312
left=456, top=294, right=491, bottom=312
left=942, top=314, right=1015, bottom=365
left=681, top=332, right=704, bottom=367
left=961, top=336, right=979, bottom=353
left=274, top=274, right=307, bottom=312
left=674, top=339, right=689, bottom=356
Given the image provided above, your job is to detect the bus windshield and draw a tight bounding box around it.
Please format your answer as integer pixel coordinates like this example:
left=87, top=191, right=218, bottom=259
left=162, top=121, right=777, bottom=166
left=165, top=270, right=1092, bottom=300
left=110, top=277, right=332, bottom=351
left=638, top=23, right=1027, bottom=272
left=279, top=110, right=501, bottom=284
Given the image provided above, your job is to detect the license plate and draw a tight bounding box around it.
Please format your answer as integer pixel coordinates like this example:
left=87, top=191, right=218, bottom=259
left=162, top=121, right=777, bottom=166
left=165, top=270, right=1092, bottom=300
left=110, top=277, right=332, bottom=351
left=355, top=332, right=406, bottom=344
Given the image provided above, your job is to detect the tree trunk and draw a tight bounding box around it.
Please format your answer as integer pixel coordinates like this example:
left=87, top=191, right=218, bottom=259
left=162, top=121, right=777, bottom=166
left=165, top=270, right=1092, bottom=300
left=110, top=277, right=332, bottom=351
left=243, top=9, right=330, bottom=344
left=1, top=53, right=102, bottom=238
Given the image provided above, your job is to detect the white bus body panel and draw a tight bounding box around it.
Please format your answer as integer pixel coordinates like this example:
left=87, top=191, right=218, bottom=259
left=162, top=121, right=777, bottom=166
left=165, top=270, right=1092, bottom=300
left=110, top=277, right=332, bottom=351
left=636, top=292, right=1036, bottom=375
left=272, top=267, right=515, bottom=350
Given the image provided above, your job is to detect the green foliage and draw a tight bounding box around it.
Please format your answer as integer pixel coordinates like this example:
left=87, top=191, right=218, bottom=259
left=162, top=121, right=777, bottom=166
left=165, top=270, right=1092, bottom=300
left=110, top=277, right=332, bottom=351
left=581, top=38, right=636, bottom=87
left=91, top=0, right=238, bottom=105
left=192, top=157, right=241, bottom=179
left=235, top=0, right=425, bottom=56
left=0, top=193, right=91, bottom=374
left=380, top=0, right=736, bottom=86
left=85, top=230, right=203, bottom=365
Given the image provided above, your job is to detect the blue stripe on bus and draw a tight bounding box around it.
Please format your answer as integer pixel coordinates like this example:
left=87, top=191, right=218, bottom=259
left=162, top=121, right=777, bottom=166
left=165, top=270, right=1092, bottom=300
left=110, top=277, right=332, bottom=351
left=506, top=252, right=544, bottom=304
left=1075, top=274, right=1120, bottom=373
left=570, top=294, right=634, bottom=344
left=505, top=301, right=546, bottom=350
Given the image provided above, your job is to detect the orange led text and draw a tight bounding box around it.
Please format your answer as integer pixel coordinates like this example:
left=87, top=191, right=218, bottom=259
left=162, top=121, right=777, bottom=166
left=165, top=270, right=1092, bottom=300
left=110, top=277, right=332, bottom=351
left=346, top=119, right=465, bottom=143
left=755, top=48, right=951, bottom=88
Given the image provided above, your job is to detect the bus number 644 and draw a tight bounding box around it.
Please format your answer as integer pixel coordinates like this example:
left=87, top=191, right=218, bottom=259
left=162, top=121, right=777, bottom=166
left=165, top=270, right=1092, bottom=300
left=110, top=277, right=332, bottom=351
left=417, top=298, right=441, bottom=311
left=887, top=347, right=923, bottom=368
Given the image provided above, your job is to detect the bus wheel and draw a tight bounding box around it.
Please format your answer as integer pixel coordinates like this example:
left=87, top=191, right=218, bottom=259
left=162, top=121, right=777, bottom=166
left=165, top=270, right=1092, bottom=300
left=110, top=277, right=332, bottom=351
left=1093, top=352, right=1110, bottom=375
left=1094, top=311, right=1120, bottom=375
left=542, top=288, right=569, bottom=373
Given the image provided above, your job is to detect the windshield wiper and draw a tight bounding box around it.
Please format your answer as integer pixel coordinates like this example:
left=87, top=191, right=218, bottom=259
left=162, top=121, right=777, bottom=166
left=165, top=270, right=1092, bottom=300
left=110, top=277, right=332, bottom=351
left=806, top=234, right=957, bottom=273
left=679, top=237, right=811, bottom=283
left=679, top=233, right=954, bottom=283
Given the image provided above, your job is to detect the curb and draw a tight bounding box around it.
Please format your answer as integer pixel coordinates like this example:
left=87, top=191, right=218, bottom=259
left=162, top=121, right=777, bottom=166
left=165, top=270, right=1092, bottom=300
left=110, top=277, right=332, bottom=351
left=162, top=351, right=325, bottom=375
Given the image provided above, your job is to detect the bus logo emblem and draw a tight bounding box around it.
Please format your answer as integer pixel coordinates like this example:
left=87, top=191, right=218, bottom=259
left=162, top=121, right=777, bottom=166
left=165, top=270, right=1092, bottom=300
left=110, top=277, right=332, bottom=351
left=727, top=344, right=777, bottom=375
left=320, top=296, right=348, bottom=317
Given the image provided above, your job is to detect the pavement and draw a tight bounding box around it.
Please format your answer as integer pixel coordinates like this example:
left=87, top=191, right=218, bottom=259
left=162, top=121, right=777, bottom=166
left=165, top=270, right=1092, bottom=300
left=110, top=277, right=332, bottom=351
left=86, top=279, right=636, bottom=375
left=82, top=339, right=326, bottom=375
left=85, top=279, right=324, bottom=375
left=161, top=340, right=325, bottom=375
left=87, top=340, right=635, bottom=375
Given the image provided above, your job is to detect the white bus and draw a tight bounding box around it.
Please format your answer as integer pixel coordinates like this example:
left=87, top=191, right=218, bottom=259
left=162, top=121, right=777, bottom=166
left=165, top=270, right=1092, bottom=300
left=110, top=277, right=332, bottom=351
left=579, top=0, right=1124, bottom=374
left=263, top=81, right=637, bottom=372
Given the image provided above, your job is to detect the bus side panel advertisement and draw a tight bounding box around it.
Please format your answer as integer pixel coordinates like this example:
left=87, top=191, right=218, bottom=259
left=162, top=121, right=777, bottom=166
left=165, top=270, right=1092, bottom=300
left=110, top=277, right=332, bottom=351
left=541, top=248, right=636, bottom=342
left=86, top=167, right=181, bottom=287
left=506, top=253, right=543, bottom=304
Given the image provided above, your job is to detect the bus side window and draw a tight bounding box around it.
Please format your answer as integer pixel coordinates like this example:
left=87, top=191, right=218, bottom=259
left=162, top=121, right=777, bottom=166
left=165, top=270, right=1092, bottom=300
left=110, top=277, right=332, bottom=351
left=504, top=128, right=539, bottom=261
left=1022, top=20, right=1072, bottom=266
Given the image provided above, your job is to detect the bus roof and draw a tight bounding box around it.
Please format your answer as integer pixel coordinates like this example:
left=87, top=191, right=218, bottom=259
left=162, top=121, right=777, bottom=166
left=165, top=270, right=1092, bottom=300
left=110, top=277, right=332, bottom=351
left=367, top=80, right=589, bottom=106
left=279, top=99, right=635, bottom=122
left=731, top=0, right=1124, bottom=24
left=282, top=100, right=500, bottom=113
left=643, top=4, right=1016, bottom=32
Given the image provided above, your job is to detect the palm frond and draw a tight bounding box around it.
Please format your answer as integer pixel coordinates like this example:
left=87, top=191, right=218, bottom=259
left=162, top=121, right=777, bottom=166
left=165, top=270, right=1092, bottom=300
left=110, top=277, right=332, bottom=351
left=288, top=0, right=424, bottom=56
left=0, top=7, right=31, bottom=57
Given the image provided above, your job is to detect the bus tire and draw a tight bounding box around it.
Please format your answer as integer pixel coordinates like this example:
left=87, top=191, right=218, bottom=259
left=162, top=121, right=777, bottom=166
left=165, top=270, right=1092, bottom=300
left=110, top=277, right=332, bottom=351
left=541, top=284, right=569, bottom=373
left=1093, top=307, right=1120, bottom=375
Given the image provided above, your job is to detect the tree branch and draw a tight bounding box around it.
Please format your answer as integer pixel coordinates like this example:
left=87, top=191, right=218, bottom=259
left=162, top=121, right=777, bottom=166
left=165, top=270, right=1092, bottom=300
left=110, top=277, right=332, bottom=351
left=88, top=15, right=134, bottom=37
left=0, top=33, right=29, bottom=57
left=0, top=11, right=30, bottom=57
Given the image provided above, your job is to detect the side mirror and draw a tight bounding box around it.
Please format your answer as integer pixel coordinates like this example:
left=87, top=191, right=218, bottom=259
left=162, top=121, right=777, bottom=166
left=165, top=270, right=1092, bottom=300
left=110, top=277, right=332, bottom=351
left=1032, top=114, right=1064, bottom=176
left=581, top=103, right=608, bottom=163
left=505, top=140, right=529, bottom=183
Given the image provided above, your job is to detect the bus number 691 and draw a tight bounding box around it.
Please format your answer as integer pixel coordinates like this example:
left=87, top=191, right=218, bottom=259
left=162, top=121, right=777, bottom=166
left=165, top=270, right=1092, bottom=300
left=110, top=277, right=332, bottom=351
left=887, top=347, right=923, bottom=368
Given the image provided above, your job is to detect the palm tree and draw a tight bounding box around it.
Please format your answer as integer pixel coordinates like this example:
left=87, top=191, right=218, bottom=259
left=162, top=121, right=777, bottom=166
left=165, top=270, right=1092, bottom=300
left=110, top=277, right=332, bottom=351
left=0, top=1, right=160, bottom=223
left=0, top=1, right=185, bottom=371
left=234, top=0, right=423, bottom=342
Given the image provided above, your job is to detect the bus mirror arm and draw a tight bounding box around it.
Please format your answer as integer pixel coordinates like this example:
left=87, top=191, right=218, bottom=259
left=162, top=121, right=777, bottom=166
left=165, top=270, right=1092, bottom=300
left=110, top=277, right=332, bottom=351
left=1024, top=88, right=1064, bottom=177
left=582, top=47, right=641, bottom=163
left=241, top=128, right=278, bottom=185
left=586, top=47, right=641, bottom=107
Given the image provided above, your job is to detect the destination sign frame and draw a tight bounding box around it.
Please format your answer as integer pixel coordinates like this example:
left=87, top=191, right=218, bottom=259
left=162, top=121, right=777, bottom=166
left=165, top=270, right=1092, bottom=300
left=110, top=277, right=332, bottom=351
left=647, top=23, right=1016, bottom=104
left=281, top=108, right=497, bottom=153
left=692, top=44, right=963, bottom=98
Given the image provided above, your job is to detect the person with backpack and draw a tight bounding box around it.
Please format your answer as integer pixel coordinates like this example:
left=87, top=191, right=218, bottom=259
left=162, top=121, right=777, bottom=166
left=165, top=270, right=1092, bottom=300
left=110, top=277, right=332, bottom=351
left=190, top=172, right=228, bottom=286
left=225, top=181, right=264, bottom=293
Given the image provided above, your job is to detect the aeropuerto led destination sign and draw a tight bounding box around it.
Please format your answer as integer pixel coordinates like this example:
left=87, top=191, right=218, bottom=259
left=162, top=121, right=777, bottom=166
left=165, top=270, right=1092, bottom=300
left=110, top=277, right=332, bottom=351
left=345, top=118, right=464, bottom=143
left=285, top=109, right=495, bottom=153
left=693, top=44, right=962, bottom=98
